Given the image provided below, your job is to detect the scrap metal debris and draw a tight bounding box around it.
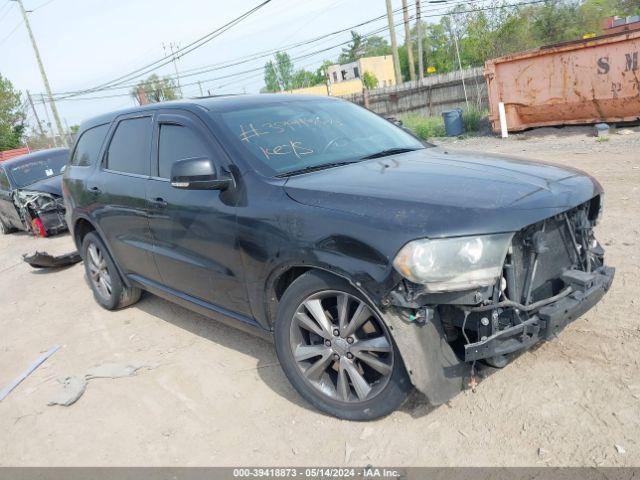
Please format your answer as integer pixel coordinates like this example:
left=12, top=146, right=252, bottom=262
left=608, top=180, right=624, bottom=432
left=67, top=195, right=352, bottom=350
left=0, top=345, right=60, bottom=401
left=23, top=250, right=81, bottom=269
left=48, top=362, right=151, bottom=407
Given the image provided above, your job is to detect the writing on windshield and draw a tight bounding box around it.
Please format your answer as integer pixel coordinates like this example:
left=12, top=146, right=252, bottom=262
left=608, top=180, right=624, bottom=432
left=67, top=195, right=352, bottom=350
left=218, top=99, right=423, bottom=176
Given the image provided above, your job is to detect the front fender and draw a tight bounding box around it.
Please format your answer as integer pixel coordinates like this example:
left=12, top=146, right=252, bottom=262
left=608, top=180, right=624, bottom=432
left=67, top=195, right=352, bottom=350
left=384, top=307, right=469, bottom=405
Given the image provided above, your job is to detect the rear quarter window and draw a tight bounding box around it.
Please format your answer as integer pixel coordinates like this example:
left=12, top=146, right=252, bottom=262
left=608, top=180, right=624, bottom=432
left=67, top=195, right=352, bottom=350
left=70, top=124, right=109, bottom=167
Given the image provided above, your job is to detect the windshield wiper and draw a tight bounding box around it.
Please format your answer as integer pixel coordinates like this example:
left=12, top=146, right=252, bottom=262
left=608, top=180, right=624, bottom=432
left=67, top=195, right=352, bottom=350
left=359, top=147, right=421, bottom=160
left=277, top=161, right=361, bottom=178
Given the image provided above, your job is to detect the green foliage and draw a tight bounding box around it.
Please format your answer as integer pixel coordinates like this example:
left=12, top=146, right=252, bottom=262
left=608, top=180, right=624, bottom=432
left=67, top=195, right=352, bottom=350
left=362, top=71, right=379, bottom=90
left=130, top=74, right=179, bottom=104
left=596, top=135, right=610, bottom=142
left=462, top=105, right=487, bottom=133
left=402, top=114, right=446, bottom=139
left=263, top=52, right=327, bottom=92
left=263, top=0, right=637, bottom=92
left=402, top=106, right=486, bottom=139
left=403, top=0, right=638, bottom=77
left=338, top=31, right=391, bottom=64
left=0, top=74, right=25, bottom=151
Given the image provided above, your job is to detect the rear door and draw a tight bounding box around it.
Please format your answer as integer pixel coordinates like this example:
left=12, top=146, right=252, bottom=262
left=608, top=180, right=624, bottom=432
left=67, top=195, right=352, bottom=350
left=93, top=113, right=160, bottom=282
left=146, top=111, right=250, bottom=316
left=0, top=167, right=22, bottom=229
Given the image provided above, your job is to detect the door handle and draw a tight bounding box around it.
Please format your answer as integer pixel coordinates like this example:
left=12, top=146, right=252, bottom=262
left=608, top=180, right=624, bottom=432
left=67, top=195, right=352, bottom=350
left=89, top=186, right=101, bottom=194
left=151, top=197, right=168, bottom=208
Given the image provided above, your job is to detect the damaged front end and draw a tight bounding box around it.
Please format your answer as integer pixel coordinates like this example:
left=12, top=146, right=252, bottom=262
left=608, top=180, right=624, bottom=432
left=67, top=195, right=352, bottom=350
left=14, top=190, right=67, bottom=237
left=385, top=195, right=614, bottom=402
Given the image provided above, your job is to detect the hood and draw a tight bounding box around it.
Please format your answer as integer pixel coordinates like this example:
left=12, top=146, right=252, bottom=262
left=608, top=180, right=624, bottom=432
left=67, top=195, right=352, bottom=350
left=283, top=148, right=602, bottom=238
left=19, top=175, right=63, bottom=196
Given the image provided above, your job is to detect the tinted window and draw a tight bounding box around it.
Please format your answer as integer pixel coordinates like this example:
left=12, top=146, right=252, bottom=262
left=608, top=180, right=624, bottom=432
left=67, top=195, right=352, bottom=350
left=158, top=124, right=209, bottom=179
left=8, top=152, right=68, bottom=188
left=216, top=99, right=424, bottom=176
left=0, top=169, right=9, bottom=190
left=106, top=117, right=152, bottom=175
left=71, top=124, right=108, bottom=167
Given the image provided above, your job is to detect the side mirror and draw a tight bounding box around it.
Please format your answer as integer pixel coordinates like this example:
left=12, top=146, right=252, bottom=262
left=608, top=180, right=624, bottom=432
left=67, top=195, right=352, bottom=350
left=170, top=157, right=232, bottom=191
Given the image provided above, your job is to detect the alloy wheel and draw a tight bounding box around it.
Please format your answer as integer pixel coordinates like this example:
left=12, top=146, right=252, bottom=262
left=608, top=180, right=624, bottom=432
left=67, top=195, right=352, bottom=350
left=289, top=290, right=394, bottom=403
left=87, top=243, right=112, bottom=300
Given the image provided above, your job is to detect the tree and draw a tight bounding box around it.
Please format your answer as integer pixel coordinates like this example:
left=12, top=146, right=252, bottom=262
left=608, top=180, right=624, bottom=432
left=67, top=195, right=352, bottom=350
left=0, top=74, right=25, bottom=151
left=262, top=52, right=325, bottom=92
left=130, top=74, right=179, bottom=105
left=362, top=71, right=379, bottom=90
left=263, top=52, right=295, bottom=91
left=338, top=31, right=391, bottom=63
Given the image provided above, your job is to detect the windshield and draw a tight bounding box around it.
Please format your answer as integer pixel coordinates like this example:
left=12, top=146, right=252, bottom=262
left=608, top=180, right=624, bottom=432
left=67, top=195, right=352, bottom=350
left=216, top=98, right=426, bottom=176
left=9, top=152, right=68, bottom=188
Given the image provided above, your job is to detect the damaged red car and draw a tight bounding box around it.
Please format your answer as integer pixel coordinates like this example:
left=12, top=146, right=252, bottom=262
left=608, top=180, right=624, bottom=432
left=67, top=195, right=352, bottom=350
left=0, top=148, right=69, bottom=237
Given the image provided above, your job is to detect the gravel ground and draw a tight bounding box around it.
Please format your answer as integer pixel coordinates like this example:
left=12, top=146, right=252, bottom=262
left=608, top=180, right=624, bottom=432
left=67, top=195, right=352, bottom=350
left=0, top=126, right=638, bottom=466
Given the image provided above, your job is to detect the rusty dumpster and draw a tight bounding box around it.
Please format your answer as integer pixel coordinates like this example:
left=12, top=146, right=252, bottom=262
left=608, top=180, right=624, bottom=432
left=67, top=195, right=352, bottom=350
left=484, top=29, right=640, bottom=133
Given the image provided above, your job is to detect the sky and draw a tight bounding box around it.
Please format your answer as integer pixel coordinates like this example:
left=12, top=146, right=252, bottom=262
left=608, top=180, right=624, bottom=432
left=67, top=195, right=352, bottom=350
left=0, top=0, right=443, bottom=129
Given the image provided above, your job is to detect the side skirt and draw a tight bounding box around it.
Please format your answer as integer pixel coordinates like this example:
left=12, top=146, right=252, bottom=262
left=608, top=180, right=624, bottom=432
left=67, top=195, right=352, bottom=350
left=128, top=274, right=272, bottom=342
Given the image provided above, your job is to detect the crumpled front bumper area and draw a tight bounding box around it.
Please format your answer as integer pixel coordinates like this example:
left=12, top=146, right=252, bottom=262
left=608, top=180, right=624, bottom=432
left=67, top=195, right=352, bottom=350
left=15, top=191, right=67, bottom=236
left=464, top=265, right=615, bottom=362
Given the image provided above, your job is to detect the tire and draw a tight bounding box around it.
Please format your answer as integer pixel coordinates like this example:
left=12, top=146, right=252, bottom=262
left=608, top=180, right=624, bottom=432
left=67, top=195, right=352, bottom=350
left=274, top=271, right=411, bottom=421
left=0, top=217, right=16, bottom=235
left=81, top=231, right=141, bottom=310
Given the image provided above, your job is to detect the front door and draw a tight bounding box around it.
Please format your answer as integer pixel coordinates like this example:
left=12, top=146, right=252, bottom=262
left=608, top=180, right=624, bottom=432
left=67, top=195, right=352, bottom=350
left=146, top=111, right=251, bottom=317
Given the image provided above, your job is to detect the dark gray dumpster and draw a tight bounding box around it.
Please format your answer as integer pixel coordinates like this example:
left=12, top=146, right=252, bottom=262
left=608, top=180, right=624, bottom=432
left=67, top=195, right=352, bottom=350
left=443, top=108, right=464, bottom=137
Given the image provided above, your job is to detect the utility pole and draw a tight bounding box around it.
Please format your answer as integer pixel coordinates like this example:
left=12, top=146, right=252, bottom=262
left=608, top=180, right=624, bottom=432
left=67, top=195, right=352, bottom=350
left=385, top=0, right=402, bottom=85
left=401, top=0, right=415, bottom=82
left=40, top=93, right=56, bottom=146
left=13, top=0, right=67, bottom=147
left=64, top=118, right=72, bottom=143
left=163, top=42, right=184, bottom=98
left=26, top=90, right=46, bottom=137
left=416, top=0, right=424, bottom=81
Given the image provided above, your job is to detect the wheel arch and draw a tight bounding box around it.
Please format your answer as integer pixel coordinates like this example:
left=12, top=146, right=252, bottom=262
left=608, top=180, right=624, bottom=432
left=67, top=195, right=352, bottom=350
left=264, top=263, right=388, bottom=330
left=73, top=215, right=133, bottom=289
left=73, top=217, right=96, bottom=250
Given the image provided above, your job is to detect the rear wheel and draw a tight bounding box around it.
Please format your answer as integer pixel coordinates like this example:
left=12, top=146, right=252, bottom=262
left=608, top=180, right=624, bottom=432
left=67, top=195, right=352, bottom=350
left=81, top=232, right=141, bottom=310
left=275, top=271, right=411, bottom=420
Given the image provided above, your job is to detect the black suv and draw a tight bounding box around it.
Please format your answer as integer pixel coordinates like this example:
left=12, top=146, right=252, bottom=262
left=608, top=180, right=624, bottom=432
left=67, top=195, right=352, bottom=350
left=64, top=95, right=614, bottom=420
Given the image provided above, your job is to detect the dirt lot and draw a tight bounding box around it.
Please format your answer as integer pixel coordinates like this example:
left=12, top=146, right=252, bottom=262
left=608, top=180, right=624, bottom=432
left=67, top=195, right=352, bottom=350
left=1, top=126, right=639, bottom=467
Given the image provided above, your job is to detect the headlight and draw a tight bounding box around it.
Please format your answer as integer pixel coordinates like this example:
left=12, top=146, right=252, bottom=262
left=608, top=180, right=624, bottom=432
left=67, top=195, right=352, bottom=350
left=393, top=233, right=513, bottom=292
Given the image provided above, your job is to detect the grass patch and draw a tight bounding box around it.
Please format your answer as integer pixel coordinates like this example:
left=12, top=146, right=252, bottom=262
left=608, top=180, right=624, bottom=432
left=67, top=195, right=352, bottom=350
left=462, top=105, right=487, bottom=133
left=596, top=135, right=609, bottom=143
left=402, top=106, right=488, bottom=140
left=402, top=115, right=446, bottom=139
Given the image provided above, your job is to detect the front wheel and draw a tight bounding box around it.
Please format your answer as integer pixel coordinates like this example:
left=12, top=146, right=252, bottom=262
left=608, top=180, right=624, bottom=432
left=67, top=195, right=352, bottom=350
left=275, top=271, right=411, bottom=421
left=0, top=217, right=16, bottom=235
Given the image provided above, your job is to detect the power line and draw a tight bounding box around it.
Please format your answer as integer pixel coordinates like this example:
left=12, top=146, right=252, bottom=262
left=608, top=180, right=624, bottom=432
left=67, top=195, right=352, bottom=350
left=37, top=0, right=546, bottom=103
left=36, top=4, right=448, bottom=103
left=0, top=20, right=22, bottom=47
left=31, top=0, right=57, bottom=11
left=0, top=2, right=14, bottom=23
left=55, top=0, right=273, bottom=100
left=43, top=0, right=448, bottom=97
